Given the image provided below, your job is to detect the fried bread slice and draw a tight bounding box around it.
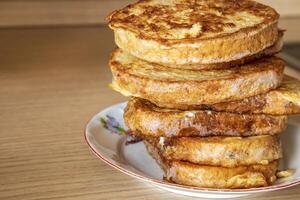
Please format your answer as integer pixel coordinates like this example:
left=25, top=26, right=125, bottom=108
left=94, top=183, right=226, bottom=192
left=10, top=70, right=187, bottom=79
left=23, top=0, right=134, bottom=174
left=157, top=31, right=283, bottom=70
left=155, top=76, right=300, bottom=115
left=108, top=0, right=280, bottom=67
left=124, top=98, right=287, bottom=137
left=110, top=49, right=284, bottom=105
left=144, top=141, right=278, bottom=189
left=145, top=135, right=282, bottom=168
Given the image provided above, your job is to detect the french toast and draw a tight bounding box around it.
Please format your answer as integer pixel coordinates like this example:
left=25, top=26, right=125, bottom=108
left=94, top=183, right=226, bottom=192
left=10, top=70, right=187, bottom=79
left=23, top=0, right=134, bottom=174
left=108, top=0, right=280, bottom=67
left=110, top=49, right=284, bottom=105
left=154, top=31, right=283, bottom=70
left=124, top=98, right=287, bottom=137
left=145, top=135, right=282, bottom=168
left=155, top=76, right=300, bottom=115
left=144, top=141, right=278, bottom=189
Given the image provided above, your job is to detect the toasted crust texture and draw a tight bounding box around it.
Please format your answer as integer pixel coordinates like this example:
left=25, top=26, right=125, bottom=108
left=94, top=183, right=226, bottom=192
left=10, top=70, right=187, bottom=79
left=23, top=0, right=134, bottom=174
left=152, top=31, right=283, bottom=70
left=156, top=76, right=300, bottom=115
left=167, top=161, right=278, bottom=189
left=108, top=0, right=279, bottom=65
left=146, top=135, right=282, bottom=167
left=124, top=98, right=287, bottom=137
left=110, top=49, right=284, bottom=105
left=144, top=141, right=278, bottom=189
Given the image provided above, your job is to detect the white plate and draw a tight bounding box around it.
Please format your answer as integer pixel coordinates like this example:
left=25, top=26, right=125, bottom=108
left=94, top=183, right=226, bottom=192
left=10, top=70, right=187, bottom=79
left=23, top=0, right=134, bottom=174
left=85, top=102, right=300, bottom=198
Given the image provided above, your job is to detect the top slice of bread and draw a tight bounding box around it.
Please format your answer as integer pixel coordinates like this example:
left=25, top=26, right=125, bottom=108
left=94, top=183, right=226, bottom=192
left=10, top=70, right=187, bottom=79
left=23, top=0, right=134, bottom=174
left=110, top=48, right=284, bottom=105
left=108, top=0, right=279, bottom=66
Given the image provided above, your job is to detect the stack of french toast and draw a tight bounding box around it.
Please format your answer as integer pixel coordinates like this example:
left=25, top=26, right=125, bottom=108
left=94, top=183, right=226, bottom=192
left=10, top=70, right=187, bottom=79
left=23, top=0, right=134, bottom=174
left=107, top=0, right=300, bottom=189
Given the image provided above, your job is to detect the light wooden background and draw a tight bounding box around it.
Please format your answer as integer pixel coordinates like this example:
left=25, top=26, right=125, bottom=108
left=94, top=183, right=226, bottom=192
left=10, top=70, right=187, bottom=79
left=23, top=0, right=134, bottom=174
left=0, top=26, right=300, bottom=200
left=1, top=0, right=300, bottom=42
left=0, top=0, right=300, bottom=26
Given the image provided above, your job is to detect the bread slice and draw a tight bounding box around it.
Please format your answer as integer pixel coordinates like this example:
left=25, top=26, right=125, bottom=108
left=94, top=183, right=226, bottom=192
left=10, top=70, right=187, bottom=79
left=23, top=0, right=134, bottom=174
left=144, top=141, right=278, bottom=189
left=110, top=49, right=284, bottom=105
left=145, top=135, right=282, bottom=168
left=124, top=98, right=287, bottom=137
left=153, top=31, right=283, bottom=70
left=108, top=0, right=280, bottom=67
left=155, top=76, right=300, bottom=115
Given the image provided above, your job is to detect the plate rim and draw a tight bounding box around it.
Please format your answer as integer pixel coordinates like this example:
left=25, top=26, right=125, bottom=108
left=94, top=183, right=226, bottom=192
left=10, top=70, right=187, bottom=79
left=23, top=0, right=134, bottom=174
left=84, top=102, right=300, bottom=194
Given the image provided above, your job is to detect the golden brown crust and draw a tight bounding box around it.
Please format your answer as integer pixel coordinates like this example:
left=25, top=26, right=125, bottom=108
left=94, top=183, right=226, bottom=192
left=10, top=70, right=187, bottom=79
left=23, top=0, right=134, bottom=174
left=157, top=31, right=283, bottom=70
left=110, top=49, right=285, bottom=105
left=124, top=98, right=288, bottom=137
left=144, top=141, right=278, bottom=189
left=145, top=135, right=282, bottom=167
left=109, top=0, right=279, bottom=43
left=167, top=161, right=278, bottom=189
left=155, top=76, right=300, bottom=115
left=108, top=0, right=279, bottom=65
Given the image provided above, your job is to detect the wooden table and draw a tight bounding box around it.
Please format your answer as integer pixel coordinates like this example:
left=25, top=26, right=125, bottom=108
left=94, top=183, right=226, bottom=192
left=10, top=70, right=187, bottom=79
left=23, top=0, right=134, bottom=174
left=0, top=26, right=299, bottom=200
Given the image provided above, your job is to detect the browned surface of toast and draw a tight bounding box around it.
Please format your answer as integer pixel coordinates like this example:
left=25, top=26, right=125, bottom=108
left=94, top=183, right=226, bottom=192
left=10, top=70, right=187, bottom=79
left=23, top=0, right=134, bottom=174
left=145, top=135, right=282, bottom=167
left=110, top=49, right=285, bottom=105
left=109, top=0, right=279, bottom=42
left=144, top=141, right=278, bottom=189
left=124, top=98, right=287, bottom=137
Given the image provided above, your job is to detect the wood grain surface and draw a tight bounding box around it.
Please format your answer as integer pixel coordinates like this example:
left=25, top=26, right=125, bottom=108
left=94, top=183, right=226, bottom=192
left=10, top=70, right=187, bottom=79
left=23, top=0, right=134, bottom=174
left=0, top=26, right=300, bottom=200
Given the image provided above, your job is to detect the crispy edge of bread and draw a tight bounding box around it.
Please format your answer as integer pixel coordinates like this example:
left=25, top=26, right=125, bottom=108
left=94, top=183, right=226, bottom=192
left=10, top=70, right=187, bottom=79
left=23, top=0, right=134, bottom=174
left=153, top=30, right=283, bottom=70
left=108, top=0, right=279, bottom=65
left=154, top=76, right=300, bottom=115
left=145, top=135, right=282, bottom=168
left=109, top=49, right=285, bottom=105
left=124, top=98, right=287, bottom=137
left=144, top=141, right=278, bottom=189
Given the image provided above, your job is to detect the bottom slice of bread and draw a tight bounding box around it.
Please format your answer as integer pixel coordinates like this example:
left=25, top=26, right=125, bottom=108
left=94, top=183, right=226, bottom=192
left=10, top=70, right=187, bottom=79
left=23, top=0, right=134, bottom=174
left=144, top=141, right=278, bottom=189
left=145, top=135, right=282, bottom=168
